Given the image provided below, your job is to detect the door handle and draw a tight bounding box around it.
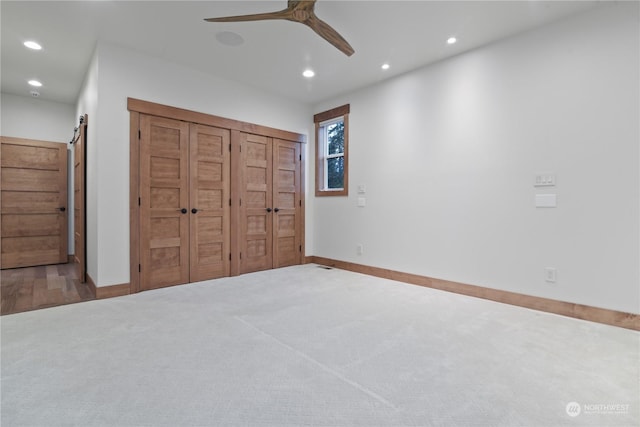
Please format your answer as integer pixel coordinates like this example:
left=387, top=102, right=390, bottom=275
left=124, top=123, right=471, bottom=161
left=274, top=208, right=280, bottom=213
left=180, top=208, right=187, bottom=214
left=58, top=207, right=66, bottom=212
left=191, top=208, right=198, bottom=214
left=266, top=208, right=272, bottom=213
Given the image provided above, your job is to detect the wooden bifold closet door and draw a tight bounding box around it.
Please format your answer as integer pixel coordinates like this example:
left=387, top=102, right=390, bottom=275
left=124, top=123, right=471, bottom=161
left=139, top=115, right=230, bottom=291
left=131, top=99, right=305, bottom=293
left=189, top=124, right=230, bottom=282
left=239, top=133, right=301, bottom=274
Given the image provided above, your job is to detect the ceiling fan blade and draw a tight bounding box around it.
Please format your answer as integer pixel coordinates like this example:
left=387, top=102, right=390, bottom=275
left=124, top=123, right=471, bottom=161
left=205, top=10, right=292, bottom=23
left=205, top=0, right=354, bottom=57
left=305, top=15, right=354, bottom=56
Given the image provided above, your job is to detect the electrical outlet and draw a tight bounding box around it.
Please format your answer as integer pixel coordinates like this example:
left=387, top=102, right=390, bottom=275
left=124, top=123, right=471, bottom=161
left=544, top=267, right=557, bottom=283
left=357, top=244, right=364, bottom=255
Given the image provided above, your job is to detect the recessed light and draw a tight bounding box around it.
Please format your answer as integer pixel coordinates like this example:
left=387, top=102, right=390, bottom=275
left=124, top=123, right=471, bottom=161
left=302, top=69, right=315, bottom=78
left=24, top=41, right=42, bottom=50
left=28, top=80, right=42, bottom=87
left=381, top=63, right=390, bottom=70
left=447, top=37, right=457, bottom=45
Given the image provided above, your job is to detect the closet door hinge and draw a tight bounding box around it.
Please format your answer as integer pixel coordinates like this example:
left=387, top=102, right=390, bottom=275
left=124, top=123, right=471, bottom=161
left=240, top=252, right=242, bottom=260
left=299, top=154, right=302, bottom=161
left=229, top=143, right=231, bottom=152
left=299, top=200, right=302, bottom=207
left=229, top=253, right=231, bottom=261
left=229, top=198, right=232, bottom=207
left=138, top=264, right=141, bottom=272
left=138, top=197, right=141, bottom=206
left=138, top=129, right=141, bottom=139
left=299, top=245, right=302, bottom=252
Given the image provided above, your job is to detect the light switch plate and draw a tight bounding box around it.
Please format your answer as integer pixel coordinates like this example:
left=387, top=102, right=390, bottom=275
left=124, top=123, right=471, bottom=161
left=535, top=194, right=557, bottom=208
left=534, top=173, right=556, bottom=187
left=357, top=197, right=366, bottom=207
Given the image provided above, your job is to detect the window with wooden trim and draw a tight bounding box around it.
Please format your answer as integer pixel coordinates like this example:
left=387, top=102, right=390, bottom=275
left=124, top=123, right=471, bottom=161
left=315, top=104, right=349, bottom=196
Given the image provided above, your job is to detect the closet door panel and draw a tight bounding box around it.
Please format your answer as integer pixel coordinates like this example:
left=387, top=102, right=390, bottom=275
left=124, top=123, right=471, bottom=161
left=189, top=124, right=230, bottom=282
left=273, top=139, right=301, bottom=268
left=239, top=133, right=272, bottom=274
left=140, top=115, right=190, bottom=290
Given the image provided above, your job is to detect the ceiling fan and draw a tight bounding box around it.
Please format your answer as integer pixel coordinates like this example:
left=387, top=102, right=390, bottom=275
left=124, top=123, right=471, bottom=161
left=205, top=0, right=355, bottom=56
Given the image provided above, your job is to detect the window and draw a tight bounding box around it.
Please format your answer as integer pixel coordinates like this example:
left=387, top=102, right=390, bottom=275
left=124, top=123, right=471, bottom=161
left=315, top=104, right=349, bottom=196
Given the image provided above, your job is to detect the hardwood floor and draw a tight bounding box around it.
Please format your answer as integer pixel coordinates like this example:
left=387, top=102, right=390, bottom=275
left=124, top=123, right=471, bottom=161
left=1, top=263, right=95, bottom=315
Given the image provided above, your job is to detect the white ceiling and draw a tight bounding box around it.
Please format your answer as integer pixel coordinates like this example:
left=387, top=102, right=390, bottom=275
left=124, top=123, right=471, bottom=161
left=1, top=1, right=604, bottom=106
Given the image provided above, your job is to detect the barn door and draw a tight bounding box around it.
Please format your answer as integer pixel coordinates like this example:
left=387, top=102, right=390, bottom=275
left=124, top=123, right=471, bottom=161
left=72, top=115, right=87, bottom=282
left=139, top=115, right=190, bottom=290
left=1, top=137, right=68, bottom=269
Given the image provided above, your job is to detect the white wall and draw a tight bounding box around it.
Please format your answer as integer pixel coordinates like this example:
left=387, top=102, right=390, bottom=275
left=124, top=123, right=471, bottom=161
left=311, top=3, right=639, bottom=314
left=1, top=92, right=77, bottom=253
left=84, top=41, right=312, bottom=287
left=1, top=93, right=75, bottom=142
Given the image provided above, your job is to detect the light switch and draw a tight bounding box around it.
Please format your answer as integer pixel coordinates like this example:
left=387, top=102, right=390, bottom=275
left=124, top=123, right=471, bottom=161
left=357, top=184, right=366, bottom=194
left=357, top=197, right=366, bottom=207
left=534, top=173, right=556, bottom=187
left=535, top=194, right=557, bottom=208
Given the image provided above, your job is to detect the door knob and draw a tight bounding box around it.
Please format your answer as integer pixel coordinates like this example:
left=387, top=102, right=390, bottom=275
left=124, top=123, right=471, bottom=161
left=58, top=207, right=66, bottom=212
left=274, top=208, right=280, bottom=213
left=191, top=208, right=198, bottom=214
left=180, top=208, right=187, bottom=214
left=266, top=208, right=272, bottom=213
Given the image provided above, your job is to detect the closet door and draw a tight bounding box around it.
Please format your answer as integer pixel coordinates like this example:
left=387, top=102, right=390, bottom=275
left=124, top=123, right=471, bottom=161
left=140, top=115, right=190, bottom=290
left=189, top=124, right=230, bottom=282
left=273, top=139, right=301, bottom=268
left=239, top=133, right=273, bottom=274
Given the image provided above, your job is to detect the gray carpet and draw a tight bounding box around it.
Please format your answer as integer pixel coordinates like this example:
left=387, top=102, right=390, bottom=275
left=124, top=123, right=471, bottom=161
left=1, top=264, right=638, bottom=426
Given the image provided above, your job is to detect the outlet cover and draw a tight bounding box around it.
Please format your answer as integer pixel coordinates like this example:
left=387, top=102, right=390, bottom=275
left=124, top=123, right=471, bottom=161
left=544, top=267, right=557, bottom=283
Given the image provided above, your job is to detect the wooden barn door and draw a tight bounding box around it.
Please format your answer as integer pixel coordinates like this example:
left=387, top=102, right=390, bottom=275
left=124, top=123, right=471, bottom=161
left=72, top=115, right=87, bottom=282
left=1, top=137, right=68, bottom=269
